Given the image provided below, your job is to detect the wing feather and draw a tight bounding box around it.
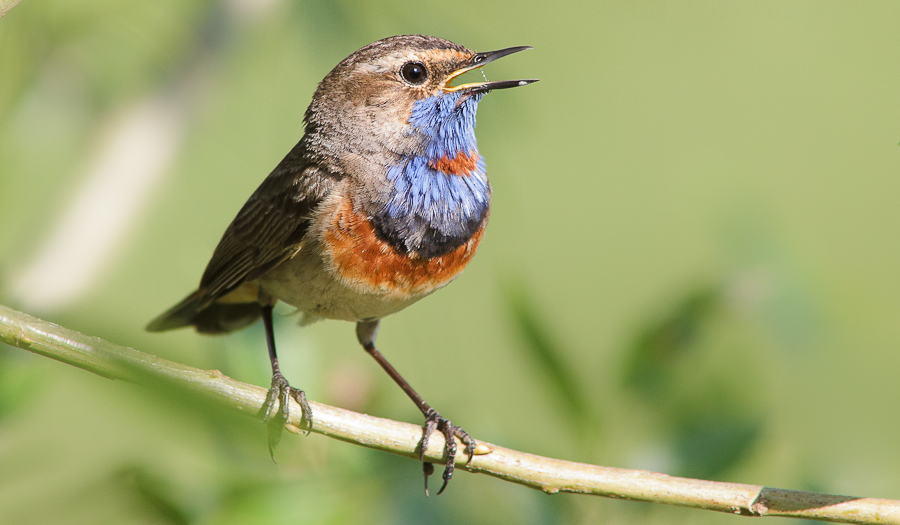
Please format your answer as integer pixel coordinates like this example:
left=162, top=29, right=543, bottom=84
left=197, top=142, right=340, bottom=308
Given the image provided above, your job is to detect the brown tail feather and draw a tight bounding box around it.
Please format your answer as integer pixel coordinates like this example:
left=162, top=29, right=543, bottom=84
left=146, top=290, right=261, bottom=334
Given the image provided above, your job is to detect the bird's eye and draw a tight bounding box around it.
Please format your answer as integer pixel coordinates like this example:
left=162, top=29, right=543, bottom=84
left=400, top=62, right=428, bottom=85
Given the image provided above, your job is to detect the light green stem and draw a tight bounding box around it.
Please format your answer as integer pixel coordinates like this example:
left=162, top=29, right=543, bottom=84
left=0, top=0, right=22, bottom=17
left=1, top=304, right=897, bottom=524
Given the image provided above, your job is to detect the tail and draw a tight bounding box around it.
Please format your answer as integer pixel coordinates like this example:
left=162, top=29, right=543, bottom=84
left=146, top=290, right=261, bottom=334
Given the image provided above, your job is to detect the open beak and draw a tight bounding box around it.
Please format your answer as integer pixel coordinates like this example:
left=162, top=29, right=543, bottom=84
left=444, top=46, right=538, bottom=94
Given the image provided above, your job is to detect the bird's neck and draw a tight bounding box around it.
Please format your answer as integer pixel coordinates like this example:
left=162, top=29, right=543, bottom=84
left=370, top=92, right=491, bottom=259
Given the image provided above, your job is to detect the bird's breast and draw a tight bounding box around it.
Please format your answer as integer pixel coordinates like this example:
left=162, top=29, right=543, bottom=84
left=319, top=191, right=485, bottom=299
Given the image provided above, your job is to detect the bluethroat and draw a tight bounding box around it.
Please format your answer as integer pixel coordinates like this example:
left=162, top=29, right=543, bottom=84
left=148, top=34, right=536, bottom=495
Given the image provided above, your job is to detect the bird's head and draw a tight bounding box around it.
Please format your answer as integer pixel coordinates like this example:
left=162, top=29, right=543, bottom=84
left=305, top=35, right=536, bottom=161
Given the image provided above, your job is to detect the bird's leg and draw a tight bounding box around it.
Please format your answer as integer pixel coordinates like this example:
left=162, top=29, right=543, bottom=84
left=356, top=320, right=475, bottom=496
left=257, top=304, right=312, bottom=456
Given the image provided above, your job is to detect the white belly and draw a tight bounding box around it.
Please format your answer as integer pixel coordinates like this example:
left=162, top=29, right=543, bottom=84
left=257, top=243, right=429, bottom=324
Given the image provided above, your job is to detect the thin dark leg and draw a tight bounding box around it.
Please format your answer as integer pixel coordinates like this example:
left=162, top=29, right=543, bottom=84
left=356, top=320, right=476, bottom=496
left=263, top=304, right=280, bottom=375
left=257, top=304, right=312, bottom=457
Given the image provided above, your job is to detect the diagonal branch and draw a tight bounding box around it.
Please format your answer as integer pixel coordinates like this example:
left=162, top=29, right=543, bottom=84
left=0, top=0, right=22, bottom=18
left=0, top=304, right=897, bottom=524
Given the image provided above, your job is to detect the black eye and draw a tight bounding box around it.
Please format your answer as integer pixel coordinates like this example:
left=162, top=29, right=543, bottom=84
left=400, top=62, right=428, bottom=85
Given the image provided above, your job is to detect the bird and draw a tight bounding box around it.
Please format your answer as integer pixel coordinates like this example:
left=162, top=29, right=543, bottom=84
left=147, top=34, right=536, bottom=495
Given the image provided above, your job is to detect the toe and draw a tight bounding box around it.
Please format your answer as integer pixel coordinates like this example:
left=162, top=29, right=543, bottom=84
left=418, top=409, right=473, bottom=495
left=290, top=387, right=313, bottom=434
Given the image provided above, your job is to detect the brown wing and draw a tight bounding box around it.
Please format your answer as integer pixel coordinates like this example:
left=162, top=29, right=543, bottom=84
left=197, top=144, right=339, bottom=308
left=147, top=141, right=341, bottom=334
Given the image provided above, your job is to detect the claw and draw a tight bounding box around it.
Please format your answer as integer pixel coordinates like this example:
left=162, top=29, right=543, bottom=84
left=420, top=414, right=438, bottom=462
left=422, top=462, right=435, bottom=497
left=257, top=371, right=313, bottom=458
left=419, top=408, right=476, bottom=495
left=292, top=388, right=313, bottom=436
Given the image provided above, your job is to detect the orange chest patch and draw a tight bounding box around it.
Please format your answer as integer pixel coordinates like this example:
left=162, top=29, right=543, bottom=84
left=322, top=201, right=485, bottom=297
left=427, top=150, right=480, bottom=176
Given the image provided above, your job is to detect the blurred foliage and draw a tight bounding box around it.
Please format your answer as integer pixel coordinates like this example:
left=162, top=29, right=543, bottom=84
left=622, top=286, right=720, bottom=398
left=0, top=346, right=41, bottom=419
left=110, top=465, right=193, bottom=525
left=508, top=279, right=765, bottom=480
left=503, top=279, right=596, bottom=435
left=621, top=284, right=765, bottom=480
left=4, top=0, right=900, bottom=524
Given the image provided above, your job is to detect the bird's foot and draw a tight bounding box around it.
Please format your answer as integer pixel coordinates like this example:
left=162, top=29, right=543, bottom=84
left=420, top=408, right=476, bottom=496
left=257, top=371, right=312, bottom=457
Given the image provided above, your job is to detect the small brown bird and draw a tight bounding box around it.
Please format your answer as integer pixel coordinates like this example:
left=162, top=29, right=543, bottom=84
left=147, top=34, right=535, bottom=494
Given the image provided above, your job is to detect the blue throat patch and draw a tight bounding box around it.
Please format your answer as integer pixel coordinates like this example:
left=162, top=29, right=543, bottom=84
left=372, top=91, right=491, bottom=258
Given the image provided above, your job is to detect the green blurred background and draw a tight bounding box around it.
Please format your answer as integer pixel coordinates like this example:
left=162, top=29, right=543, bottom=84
left=2, top=1, right=900, bottom=523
